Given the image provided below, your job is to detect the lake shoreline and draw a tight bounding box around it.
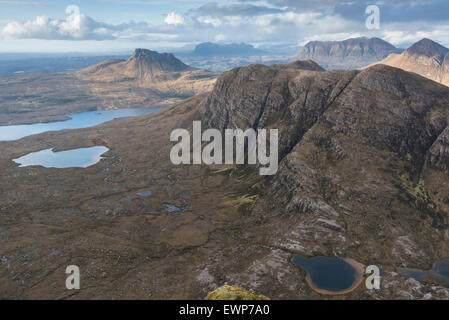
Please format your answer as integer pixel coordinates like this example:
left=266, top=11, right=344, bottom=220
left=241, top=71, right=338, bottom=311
left=304, top=258, right=365, bottom=295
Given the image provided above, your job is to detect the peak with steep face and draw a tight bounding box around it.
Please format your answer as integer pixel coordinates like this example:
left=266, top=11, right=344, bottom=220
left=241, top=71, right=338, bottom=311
left=80, top=48, right=196, bottom=82
left=375, top=38, right=449, bottom=86
left=406, top=38, right=449, bottom=58
left=294, top=37, right=402, bottom=70
left=128, top=48, right=193, bottom=73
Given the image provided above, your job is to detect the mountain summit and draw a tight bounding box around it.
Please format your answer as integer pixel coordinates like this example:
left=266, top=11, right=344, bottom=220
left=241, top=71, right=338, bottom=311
left=375, top=38, right=449, bottom=87
left=406, top=38, right=449, bottom=59
left=128, top=48, right=193, bottom=74
left=294, top=37, right=402, bottom=70
left=76, top=48, right=217, bottom=97
left=80, top=48, right=196, bottom=82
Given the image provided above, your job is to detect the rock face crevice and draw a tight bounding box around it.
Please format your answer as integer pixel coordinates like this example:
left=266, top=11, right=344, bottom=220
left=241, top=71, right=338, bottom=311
left=428, top=126, right=449, bottom=171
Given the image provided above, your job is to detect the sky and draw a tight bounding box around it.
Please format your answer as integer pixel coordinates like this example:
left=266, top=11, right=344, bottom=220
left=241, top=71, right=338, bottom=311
left=0, top=0, right=448, bottom=53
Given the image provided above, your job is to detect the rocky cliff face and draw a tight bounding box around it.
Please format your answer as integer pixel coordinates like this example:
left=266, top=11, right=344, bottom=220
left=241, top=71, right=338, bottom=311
left=197, top=61, right=449, bottom=297
left=295, top=37, right=402, bottom=70
left=376, top=38, right=449, bottom=87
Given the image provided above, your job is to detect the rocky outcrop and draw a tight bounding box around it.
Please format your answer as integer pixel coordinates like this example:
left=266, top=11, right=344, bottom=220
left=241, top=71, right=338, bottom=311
left=206, top=285, right=270, bottom=300
left=429, top=127, right=449, bottom=171
left=294, top=37, right=401, bottom=70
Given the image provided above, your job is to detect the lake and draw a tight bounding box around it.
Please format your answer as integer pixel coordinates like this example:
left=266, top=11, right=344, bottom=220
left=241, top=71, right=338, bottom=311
left=398, top=261, right=449, bottom=285
left=292, top=255, right=357, bottom=293
left=13, top=146, right=109, bottom=168
left=0, top=107, right=160, bottom=141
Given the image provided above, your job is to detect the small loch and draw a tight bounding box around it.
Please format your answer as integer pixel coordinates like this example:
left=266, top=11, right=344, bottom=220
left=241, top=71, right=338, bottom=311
left=292, top=255, right=364, bottom=295
left=398, top=261, right=449, bottom=285
left=0, top=107, right=160, bottom=141
left=13, top=146, right=109, bottom=168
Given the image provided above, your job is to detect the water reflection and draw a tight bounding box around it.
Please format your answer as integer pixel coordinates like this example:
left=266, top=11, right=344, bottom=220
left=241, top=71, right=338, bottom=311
left=0, top=108, right=160, bottom=141
left=13, top=146, right=109, bottom=168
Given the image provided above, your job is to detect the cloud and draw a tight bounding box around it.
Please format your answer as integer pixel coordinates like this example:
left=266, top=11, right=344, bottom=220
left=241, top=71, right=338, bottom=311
left=2, top=0, right=449, bottom=50
left=164, top=12, right=185, bottom=25
left=382, top=28, right=449, bottom=47
left=0, top=13, right=179, bottom=41
left=1, top=14, right=117, bottom=40
left=192, top=3, right=284, bottom=17
left=334, top=0, right=449, bottom=23
left=0, top=1, right=48, bottom=6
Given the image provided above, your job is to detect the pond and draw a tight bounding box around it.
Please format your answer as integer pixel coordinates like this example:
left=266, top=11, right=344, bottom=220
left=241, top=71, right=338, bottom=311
left=0, top=107, right=160, bottom=141
left=292, top=255, right=363, bottom=294
left=13, top=146, right=109, bottom=168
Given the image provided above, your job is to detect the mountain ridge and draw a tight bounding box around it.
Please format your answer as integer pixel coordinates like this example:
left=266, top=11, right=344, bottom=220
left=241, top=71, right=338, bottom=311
left=294, top=37, right=402, bottom=69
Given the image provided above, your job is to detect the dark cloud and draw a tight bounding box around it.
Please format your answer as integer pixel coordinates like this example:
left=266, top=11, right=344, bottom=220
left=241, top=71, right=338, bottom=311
left=239, top=0, right=448, bottom=23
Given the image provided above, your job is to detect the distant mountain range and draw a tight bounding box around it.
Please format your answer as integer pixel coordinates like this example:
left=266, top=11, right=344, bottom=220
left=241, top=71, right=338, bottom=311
left=192, top=42, right=265, bottom=56
left=374, top=38, right=449, bottom=87
left=0, top=55, right=130, bottom=75
left=294, top=37, right=403, bottom=69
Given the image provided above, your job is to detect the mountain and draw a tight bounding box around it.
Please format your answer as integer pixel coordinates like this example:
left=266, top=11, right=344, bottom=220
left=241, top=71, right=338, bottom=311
left=294, top=37, right=402, bottom=69
left=5, top=60, right=449, bottom=299
left=78, top=48, right=215, bottom=86
left=374, top=38, right=449, bottom=87
left=192, top=42, right=265, bottom=56
left=0, top=49, right=217, bottom=125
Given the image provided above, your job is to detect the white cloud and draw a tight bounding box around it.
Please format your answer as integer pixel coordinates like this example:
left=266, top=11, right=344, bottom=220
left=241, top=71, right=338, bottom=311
left=382, top=29, right=449, bottom=47
left=164, top=12, right=185, bottom=25
left=1, top=14, right=116, bottom=40
left=2, top=3, right=449, bottom=50
left=214, top=33, right=227, bottom=42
